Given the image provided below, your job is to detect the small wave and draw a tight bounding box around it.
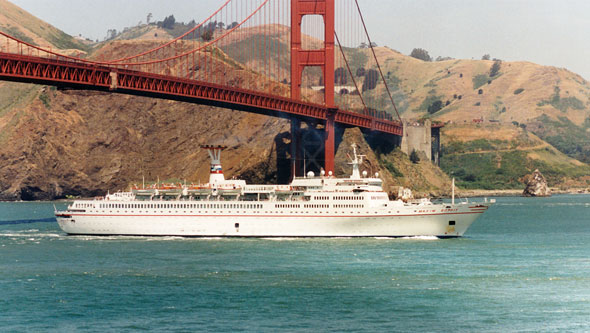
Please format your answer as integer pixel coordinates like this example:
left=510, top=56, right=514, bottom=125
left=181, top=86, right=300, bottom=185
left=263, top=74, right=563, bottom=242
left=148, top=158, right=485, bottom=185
left=0, top=232, right=62, bottom=238
left=146, top=236, right=186, bottom=241
left=399, top=236, right=440, bottom=240
left=0, top=218, right=56, bottom=225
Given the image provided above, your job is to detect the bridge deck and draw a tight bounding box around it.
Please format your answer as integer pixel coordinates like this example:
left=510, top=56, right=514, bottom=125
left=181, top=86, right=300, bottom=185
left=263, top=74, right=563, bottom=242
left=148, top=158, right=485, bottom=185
left=0, top=52, right=402, bottom=136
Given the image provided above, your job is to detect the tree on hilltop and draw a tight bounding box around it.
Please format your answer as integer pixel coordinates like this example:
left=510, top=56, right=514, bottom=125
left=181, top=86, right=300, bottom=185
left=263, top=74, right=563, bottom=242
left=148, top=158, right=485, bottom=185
left=410, top=48, right=432, bottom=62
left=201, top=29, right=214, bottom=42
left=159, top=15, right=176, bottom=29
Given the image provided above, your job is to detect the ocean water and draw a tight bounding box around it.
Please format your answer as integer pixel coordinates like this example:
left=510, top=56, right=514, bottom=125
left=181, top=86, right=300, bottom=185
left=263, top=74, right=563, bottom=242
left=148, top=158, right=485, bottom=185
left=1, top=196, right=589, bottom=332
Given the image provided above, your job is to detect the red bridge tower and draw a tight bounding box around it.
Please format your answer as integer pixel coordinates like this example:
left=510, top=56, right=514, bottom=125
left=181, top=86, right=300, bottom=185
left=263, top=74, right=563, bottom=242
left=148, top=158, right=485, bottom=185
left=290, top=0, right=336, bottom=177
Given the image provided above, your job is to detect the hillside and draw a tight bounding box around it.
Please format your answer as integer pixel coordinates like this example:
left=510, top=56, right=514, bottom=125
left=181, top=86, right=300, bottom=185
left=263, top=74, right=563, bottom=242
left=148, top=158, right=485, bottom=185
left=0, top=34, right=446, bottom=200
left=211, top=26, right=590, bottom=189
left=440, top=123, right=589, bottom=189
left=0, top=0, right=89, bottom=52
left=2, top=7, right=590, bottom=199
left=361, top=49, right=590, bottom=188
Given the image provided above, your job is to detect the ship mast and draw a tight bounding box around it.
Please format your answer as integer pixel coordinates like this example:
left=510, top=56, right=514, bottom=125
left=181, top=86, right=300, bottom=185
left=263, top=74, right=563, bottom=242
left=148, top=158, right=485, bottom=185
left=348, top=144, right=365, bottom=179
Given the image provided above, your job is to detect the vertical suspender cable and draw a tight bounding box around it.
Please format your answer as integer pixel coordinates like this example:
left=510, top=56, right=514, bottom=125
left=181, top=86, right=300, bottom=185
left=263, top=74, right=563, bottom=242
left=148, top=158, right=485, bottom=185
left=354, top=0, right=401, bottom=123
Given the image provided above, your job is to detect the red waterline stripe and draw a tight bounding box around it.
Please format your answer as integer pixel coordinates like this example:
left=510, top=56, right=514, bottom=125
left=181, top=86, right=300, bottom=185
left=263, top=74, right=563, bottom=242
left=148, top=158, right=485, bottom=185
left=64, top=211, right=485, bottom=218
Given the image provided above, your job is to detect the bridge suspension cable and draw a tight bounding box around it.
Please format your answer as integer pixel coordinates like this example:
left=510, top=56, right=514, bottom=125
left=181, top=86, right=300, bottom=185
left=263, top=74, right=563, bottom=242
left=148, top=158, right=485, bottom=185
left=0, top=0, right=403, bottom=130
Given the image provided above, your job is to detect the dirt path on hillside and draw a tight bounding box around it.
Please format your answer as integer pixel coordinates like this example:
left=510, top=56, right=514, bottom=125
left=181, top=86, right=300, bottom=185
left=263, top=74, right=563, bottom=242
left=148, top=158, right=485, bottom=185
left=448, top=142, right=550, bottom=156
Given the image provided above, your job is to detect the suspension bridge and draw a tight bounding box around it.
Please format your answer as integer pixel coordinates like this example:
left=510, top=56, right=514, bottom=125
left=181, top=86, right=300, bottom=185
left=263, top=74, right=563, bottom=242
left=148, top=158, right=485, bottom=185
left=0, top=0, right=410, bottom=178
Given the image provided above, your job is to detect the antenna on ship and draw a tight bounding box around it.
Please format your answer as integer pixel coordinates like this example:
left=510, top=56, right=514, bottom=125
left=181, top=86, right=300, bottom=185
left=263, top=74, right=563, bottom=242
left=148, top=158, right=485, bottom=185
left=303, top=150, right=306, bottom=178
left=349, top=144, right=365, bottom=179
left=201, top=145, right=228, bottom=184
left=452, top=178, right=455, bottom=205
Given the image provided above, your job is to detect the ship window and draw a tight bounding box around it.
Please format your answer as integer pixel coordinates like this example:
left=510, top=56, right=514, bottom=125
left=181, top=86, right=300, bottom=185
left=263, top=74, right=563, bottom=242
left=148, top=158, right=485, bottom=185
left=449, top=221, right=456, bottom=226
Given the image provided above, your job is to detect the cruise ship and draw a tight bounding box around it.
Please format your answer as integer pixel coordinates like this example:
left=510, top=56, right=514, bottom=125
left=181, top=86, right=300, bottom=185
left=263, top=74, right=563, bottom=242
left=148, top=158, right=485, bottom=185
left=55, top=145, right=492, bottom=237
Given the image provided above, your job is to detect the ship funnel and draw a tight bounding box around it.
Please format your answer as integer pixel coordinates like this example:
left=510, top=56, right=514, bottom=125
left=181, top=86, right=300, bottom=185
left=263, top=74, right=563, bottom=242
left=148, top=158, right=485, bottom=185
left=201, top=145, right=227, bottom=184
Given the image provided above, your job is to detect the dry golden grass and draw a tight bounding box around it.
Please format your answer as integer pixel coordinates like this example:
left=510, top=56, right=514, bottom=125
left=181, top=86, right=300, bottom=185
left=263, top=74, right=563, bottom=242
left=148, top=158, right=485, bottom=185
left=0, top=0, right=86, bottom=51
left=443, top=123, right=523, bottom=142
left=369, top=47, right=590, bottom=128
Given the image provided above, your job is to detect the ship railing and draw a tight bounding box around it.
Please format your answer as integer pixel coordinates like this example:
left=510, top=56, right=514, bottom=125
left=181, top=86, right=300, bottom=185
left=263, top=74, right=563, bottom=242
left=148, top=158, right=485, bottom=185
left=243, top=185, right=276, bottom=193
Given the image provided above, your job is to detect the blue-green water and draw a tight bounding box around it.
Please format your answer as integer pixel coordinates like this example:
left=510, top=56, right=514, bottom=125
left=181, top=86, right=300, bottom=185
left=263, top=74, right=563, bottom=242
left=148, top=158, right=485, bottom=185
left=1, top=196, right=589, bottom=332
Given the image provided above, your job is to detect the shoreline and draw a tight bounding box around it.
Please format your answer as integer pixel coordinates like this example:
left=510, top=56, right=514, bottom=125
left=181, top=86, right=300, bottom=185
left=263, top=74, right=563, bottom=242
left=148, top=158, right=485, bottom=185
left=2, top=187, right=590, bottom=202
left=455, top=187, right=590, bottom=198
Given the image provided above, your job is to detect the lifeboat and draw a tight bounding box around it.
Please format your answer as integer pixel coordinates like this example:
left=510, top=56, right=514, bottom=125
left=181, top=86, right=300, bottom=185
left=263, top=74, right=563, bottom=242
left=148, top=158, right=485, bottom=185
left=218, top=185, right=242, bottom=196
left=155, top=183, right=183, bottom=196
left=187, top=185, right=213, bottom=196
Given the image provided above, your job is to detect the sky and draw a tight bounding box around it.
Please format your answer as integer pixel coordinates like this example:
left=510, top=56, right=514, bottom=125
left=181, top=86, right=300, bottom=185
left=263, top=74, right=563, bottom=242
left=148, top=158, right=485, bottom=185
left=9, top=0, right=590, bottom=80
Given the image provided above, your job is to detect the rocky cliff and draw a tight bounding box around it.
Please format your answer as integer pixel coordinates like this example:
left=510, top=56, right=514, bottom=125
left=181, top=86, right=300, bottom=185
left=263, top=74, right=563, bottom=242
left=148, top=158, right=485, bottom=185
left=523, top=169, right=551, bottom=197
left=0, top=82, right=450, bottom=200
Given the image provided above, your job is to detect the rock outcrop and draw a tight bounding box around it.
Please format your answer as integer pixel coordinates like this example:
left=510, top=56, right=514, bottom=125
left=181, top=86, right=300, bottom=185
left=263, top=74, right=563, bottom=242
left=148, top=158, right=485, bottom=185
left=523, top=169, right=551, bottom=197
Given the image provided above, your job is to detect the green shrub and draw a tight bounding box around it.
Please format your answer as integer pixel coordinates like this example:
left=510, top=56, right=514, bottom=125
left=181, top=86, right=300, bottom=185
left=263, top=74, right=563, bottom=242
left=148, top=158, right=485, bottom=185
left=409, top=149, right=420, bottom=163
left=39, top=92, right=50, bottom=109
left=418, top=95, right=443, bottom=113
left=490, top=60, right=502, bottom=77
left=472, top=74, right=489, bottom=89
left=362, top=69, right=379, bottom=91
left=537, top=86, right=584, bottom=112
left=382, top=160, right=403, bottom=177
left=427, top=100, right=443, bottom=114
left=514, top=88, right=524, bottom=95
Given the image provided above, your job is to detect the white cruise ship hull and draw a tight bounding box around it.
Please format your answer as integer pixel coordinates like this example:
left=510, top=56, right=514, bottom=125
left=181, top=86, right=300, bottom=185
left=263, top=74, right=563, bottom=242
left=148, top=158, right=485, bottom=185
left=56, top=145, right=493, bottom=238
left=56, top=204, right=489, bottom=238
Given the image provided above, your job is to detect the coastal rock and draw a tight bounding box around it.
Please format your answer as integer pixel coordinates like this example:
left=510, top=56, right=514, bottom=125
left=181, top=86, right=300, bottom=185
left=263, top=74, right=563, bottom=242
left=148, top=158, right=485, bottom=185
left=523, top=169, right=551, bottom=197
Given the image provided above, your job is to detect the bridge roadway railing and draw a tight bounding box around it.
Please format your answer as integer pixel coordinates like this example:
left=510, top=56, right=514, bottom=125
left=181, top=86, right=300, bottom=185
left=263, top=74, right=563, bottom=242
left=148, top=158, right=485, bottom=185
left=0, top=52, right=402, bottom=136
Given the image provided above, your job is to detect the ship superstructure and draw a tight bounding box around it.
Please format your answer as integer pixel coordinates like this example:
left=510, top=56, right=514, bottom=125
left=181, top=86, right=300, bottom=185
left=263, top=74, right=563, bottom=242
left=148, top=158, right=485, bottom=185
left=55, top=145, right=492, bottom=237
